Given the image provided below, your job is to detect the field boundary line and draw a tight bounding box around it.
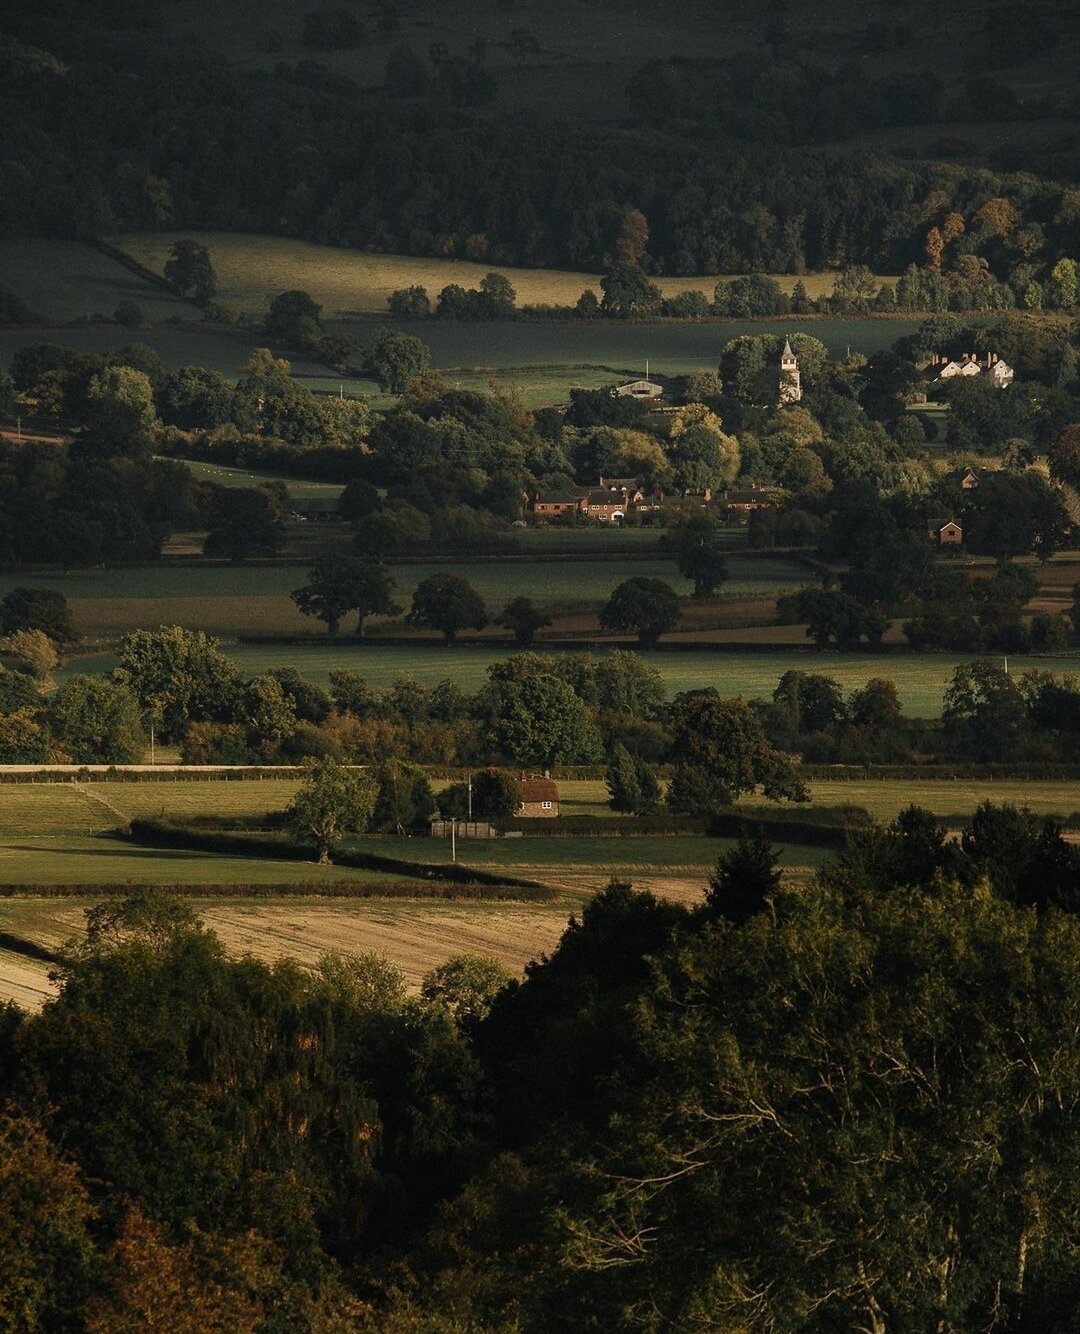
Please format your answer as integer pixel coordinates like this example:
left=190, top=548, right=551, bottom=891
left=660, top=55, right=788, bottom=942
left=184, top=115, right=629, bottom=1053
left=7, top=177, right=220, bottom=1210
left=70, top=783, right=131, bottom=827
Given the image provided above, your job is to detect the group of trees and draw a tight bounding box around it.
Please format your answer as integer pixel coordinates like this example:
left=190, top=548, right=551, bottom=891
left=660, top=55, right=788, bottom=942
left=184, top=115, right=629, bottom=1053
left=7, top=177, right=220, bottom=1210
left=10, top=795, right=1080, bottom=1327
left=757, top=660, right=1080, bottom=766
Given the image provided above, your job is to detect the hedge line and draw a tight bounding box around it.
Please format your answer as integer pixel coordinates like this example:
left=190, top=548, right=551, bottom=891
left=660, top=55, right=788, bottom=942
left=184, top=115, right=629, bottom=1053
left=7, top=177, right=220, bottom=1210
left=801, top=764, right=1080, bottom=780
left=0, top=882, right=543, bottom=901
left=0, top=768, right=307, bottom=785
left=127, top=821, right=556, bottom=899
left=508, top=806, right=869, bottom=848
left=0, top=930, right=65, bottom=964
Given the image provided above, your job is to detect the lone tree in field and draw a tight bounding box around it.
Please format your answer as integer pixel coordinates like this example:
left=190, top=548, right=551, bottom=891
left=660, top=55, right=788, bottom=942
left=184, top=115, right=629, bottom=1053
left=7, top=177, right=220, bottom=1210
left=408, top=574, right=487, bottom=645
left=364, top=331, right=431, bottom=393
left=674, top=514, right=729, bottom=598
left=292, top=556, right=399, bottom=636
left=285, top=757, right=377, bottom=864
left=600, top=577, right=680, bottom=646
left=498, top=596, right=551, bottom=647
left=163, top=239, right=216, bottom=303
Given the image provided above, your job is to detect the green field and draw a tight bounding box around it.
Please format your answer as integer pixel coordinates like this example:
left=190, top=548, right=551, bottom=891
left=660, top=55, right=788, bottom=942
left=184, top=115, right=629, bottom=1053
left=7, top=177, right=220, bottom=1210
left=0, top=238, right=195, bottom=324
left=15, top=553, right=808, bottom=641
left=117, top=231, right=886, bottom=318
left=0, top=835, right=415, bottom=887
left=378, top=833, right=827, bottom=872
left=174, top=458, right=344, bottom=500
left=203, top=646, right=1080, bottom=718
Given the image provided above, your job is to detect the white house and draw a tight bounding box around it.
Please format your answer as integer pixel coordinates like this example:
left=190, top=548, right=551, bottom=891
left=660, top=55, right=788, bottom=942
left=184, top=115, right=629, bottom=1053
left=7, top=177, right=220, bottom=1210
left=930, top=351, right=1013, bottom=388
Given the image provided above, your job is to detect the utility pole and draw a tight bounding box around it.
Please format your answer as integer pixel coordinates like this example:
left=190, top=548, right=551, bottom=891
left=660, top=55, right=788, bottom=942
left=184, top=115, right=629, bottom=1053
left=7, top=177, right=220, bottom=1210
left=149, top=718, right=155, bottom=765
left=450, top=818, right=457, bottom=863
left=467, top=775, right=473, bottom=821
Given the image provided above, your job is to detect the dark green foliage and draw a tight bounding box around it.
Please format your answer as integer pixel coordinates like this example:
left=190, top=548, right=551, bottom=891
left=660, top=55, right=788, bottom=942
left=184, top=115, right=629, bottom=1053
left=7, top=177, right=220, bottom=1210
left=163, top=240, right=215, bottom=303
left=0, top=587, right=74, bottom=642
left=47, top=675, right=146, bottom=763
left=667, top=689, right=808, bottom=810
left=599, top=576, right=680, bottom=646
left=606, top=743, right=660, bottom=815
left=291, top=555, right=399, bottom=636
left=372, top=757, right=436, bottom=832
left=364, top=331, right=431, bottom=392
left=202, top=486, right=286, bottom=563
left=705, top=826, right=782, bottom=922
left=673, top=514, right=728, bottom=597
left=464, top=768, right=516, bottom=826
left=498, top=595, right=551, bottom=647
left=408, top=574, right=487, bottom=645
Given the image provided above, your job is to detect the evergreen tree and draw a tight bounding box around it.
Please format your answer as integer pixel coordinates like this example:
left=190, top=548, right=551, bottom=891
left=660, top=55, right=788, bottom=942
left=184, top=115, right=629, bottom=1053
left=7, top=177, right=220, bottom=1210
left=606, top=743, right=642, bottom=813
left=705, top=826, right=782, bottom=922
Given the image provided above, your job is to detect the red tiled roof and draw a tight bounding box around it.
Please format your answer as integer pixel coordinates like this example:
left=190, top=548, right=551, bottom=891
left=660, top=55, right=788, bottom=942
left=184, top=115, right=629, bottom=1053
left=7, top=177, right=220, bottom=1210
left=518, top=778, right=559, bottom=803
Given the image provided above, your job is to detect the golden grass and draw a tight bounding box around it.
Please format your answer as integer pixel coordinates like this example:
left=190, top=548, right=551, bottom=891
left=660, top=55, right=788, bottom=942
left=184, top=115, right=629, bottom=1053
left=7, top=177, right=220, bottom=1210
left=0, top=785, right=118, bottom=834
left=115, top=231, right=876, bottom=317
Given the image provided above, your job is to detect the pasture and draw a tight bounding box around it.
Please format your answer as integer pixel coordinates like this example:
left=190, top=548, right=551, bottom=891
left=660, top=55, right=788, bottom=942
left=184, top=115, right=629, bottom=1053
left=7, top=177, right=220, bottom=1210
left=12, top=553, right=808, bottom=641
left=117, top=231, right=885, bottom=319
left=0, top=238, right=194, bottom=324
left=175, top=458, right=344, bottom=499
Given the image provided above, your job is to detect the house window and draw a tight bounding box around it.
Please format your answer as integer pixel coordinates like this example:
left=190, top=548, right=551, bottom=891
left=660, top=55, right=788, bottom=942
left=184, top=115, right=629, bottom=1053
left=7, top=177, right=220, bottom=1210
left=542, top=800, right=552, bottom=809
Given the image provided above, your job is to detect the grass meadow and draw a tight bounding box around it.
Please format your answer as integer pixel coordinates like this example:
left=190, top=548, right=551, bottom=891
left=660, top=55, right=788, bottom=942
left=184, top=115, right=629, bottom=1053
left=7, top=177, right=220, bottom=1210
left=116, top=231, right=889, bottom=318
left=15, top=553, right=809, bottom=640
left=0, top=239, right=194, bottom=323
left=175, top=458, right=344, bottom=499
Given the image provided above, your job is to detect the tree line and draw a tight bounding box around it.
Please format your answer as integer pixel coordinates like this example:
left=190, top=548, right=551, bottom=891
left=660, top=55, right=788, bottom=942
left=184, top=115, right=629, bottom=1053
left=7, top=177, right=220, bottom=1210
left=4, top=7, right=1080, bottom=287
left=5, top=606, right=1080, bottom=777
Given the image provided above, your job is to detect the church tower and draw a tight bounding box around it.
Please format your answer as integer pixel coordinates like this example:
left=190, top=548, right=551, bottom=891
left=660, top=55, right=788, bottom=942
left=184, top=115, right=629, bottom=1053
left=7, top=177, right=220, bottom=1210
left=779, top=337, right=801, bottom=404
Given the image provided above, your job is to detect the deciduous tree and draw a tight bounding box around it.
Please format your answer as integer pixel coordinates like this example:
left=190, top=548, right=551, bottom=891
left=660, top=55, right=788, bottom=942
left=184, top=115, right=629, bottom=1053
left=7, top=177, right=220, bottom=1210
left=285, top=756, right=377, bottom=863
left=599, top=577, right=680, bottom=646
left=408, top=574, right=487, bottom=645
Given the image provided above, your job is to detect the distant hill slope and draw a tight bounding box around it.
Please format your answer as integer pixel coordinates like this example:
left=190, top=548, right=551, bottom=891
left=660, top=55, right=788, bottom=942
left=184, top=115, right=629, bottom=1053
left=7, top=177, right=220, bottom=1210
left=114, top=232, right=867, bottom=317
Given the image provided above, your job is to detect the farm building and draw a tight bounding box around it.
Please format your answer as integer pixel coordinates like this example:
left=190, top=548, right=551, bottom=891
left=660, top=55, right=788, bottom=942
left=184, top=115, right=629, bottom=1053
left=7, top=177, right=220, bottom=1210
left=517, top=777, right=559, bottom=818
left=613, top=378, right=664, bottom=402
left=931, top=520, right=963, bottom=545
left=289, top=496, right=341, bottom=522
